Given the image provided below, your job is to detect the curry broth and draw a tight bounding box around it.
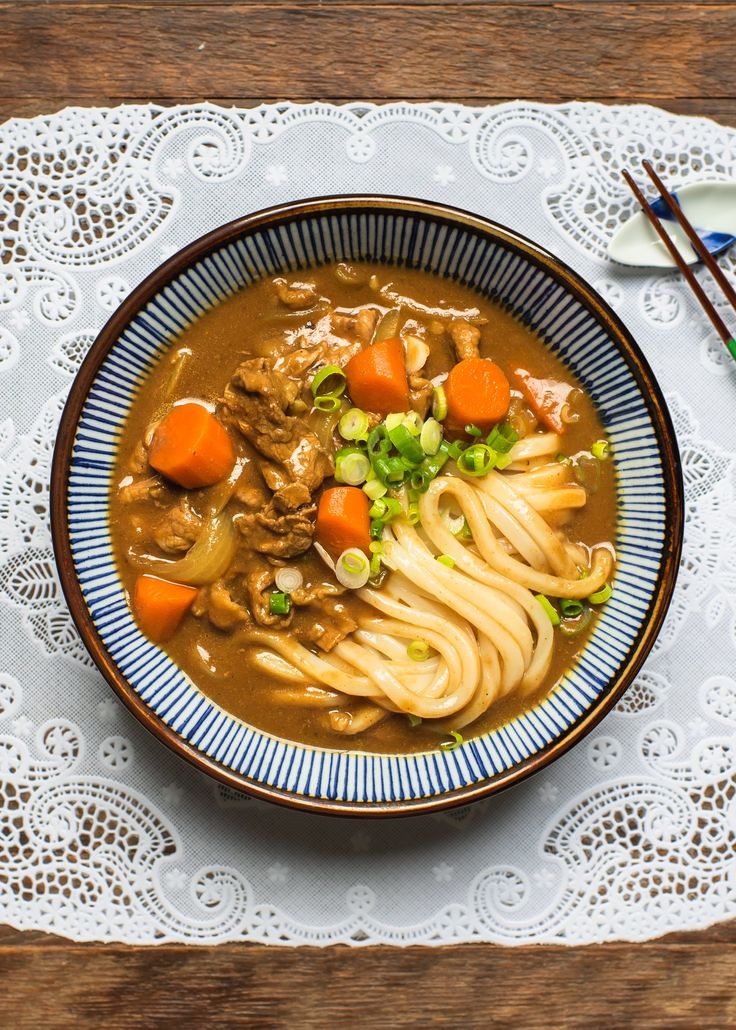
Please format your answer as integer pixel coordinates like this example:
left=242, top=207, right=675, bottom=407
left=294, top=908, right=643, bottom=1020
left=110, top=262, right=616, bottom=754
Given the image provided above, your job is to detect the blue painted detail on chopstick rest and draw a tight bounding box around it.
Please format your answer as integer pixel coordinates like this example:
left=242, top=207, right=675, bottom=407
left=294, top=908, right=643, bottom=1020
left=650, top=192, right=735, bottom=258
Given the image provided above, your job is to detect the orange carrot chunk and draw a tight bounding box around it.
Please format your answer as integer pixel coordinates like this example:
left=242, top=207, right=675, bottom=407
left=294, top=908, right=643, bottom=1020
left=445, top=357, right=511, bottom=434
left=133, top=574, right=198, bottom=642
left=315, top=486, right=371, bottom=559
left=345, top=337, right=410, bottom=416
left=148, top=402, right=235, bottom=489
left=511, top=367, right=574, bottom=434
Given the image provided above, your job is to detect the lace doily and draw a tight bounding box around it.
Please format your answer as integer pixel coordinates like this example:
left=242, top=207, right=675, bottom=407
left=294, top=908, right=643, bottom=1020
left=1, top=101, right=735, bottom=946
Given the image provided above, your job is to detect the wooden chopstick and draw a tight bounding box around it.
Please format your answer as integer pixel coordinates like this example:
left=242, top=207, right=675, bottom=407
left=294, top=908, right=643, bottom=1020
left=642, top=159, right=736, bottom=316
left=621, top=168, right=736, bottom=362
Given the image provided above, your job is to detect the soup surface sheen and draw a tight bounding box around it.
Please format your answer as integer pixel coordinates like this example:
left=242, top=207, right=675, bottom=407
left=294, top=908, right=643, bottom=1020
left=110, top=262, right=616, bottom=754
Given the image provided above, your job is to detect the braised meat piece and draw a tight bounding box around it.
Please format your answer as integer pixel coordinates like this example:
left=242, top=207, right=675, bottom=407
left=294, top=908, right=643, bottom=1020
left=235, top=487, right=317, bottom=558
left=449, top=319, right=481, bottom=361
left=273, top=278, right=317, bottom=310
left=152, top=497, right=203, bottom=554
left=221, top=358, right=333, bottom=494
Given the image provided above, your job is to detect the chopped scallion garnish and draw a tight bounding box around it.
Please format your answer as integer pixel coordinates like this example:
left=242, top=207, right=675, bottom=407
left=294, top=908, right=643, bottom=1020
left=559, top=606, right=594, bottom=637
left=439, top=730, right=464, bottom=751
left=588, top=582, right=612, bottom=605
left=335, top=548, right=371, bottom=589
left=591, top=439, right=610, bottom=460
left=407, top=713, right=423, bottom=727
left=436, top=554, right=456, bottom=568
left=560, top=598, right=585, bottom=619
left=535, top=594, right=560, bottom=626
left=432, top=384, right=448, bottom=421
left=407, top=639, right=432, bottom=661
left=461, top=519, right=473, bottom=540
left=269, top=592, right=291, bottom=615
left=363, top=477, right=388, bottom=500
left=457, top=443, right=496, bottom=477
left=311, top=364, right=346, bottom=402
left=403, top=411, right=423, bottom=436
left=338, top=407, right=369, bottom=442
left=465, top=423, right=482, bottom=437
left=314, top=394, right=341, bottom=413
left=335, top=447, right=370, bottom=486
left=419, top=417, right=442, bottom=456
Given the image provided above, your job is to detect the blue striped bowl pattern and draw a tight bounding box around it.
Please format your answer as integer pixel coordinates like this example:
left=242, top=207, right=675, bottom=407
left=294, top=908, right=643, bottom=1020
left=56, top=198, right=682, bottom=814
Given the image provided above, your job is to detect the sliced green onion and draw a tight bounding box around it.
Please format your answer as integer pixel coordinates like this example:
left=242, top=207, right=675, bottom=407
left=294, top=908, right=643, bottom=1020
left=419, top=417, right=442, bottom=456
left=369, top=497, right=388, bottom=519
left=367, top=425, right=391, bottom=459
left=410, top=469, right=432, bottom=493
left=457, top=443, right=496, bottom=477
left=335, top=448, right=370, bottom=486
left=370, top=519, right=384, bottom=540
left=385, top=412, right=405, bottom=433
left=407, top=639, right=432, bottom=661
left=275, top=567, right=303, bottom=593
left=486, top=424, right=517, bottom=453
left=369, top=497, right=400, bottom=521
left=439, top=730, right=464, bottom=752
left=591, top=439, right=610, bottom=460
left=436, top=554, right=456, bottom=568
left=461, top=519, right=473, bottom=540
left=445, top=439, right=468, bottom=461
left=403, top=411, right=423, bottom=436
left=556, top=453, right=572, bottom=465
left=311, top=364, right=346, bottom=399
left=465, top=423, right=482, bottom=437
left=495, top=452, right=513, bottom=471
left=376, top=455, right=406, bottom=484
left=407, top=714, right=423, bottom=727
left=535, top=594, right=560, bottom=626
left=406, top=501, right=420, bottom=525
left=369, top=541, right=383, bottom=554
left=338, top=407, right=369, bottom=441
left=589, top=582, right=613, bottom=605
left=370, top=552, right=382, bottom=576
left=432, top=384, right=448, bottom=421
left=335, top=547, right=370, bottom=589
left=314, top=395, right=341, bottom=413
left=560, top=606, right=594, bottom=637
left=388, top=423, right=425, bottom=464
left=363, top=477, right=387, bottom=500
left=560, top=598, right=585, bottom=619
left=269, top=592, right=291, bottom=615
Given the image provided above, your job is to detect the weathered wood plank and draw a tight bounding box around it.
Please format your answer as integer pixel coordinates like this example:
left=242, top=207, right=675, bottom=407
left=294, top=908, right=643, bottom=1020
left=1, top=931, right=735, bottom=1029
left=1, top=5, right=734, bottom=100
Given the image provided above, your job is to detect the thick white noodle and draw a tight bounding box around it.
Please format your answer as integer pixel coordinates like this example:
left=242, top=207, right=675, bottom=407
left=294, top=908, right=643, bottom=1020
left=245, top=444, right=613, bottom=734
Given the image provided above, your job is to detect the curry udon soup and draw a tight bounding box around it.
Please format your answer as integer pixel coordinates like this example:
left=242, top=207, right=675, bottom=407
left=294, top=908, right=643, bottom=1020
left=110, top=262, right=617, bottom=754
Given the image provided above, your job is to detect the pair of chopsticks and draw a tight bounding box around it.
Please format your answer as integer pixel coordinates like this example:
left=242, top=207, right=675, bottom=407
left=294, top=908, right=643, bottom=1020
left=622, top=161, right=736, bottom=363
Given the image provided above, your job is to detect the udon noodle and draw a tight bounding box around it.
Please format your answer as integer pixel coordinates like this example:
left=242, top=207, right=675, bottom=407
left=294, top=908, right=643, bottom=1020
left=245, top=430, right=613, bottom=735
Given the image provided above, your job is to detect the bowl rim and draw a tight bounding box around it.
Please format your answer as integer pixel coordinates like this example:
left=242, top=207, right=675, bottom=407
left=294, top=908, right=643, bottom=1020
left=50, top=194, right=684, bottom=818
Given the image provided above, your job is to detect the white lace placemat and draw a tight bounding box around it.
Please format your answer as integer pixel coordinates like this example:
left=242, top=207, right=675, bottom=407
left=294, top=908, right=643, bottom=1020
left=1, top=100, right=735, bottom=946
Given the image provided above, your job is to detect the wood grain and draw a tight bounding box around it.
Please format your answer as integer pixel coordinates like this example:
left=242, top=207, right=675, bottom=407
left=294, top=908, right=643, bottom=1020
left=2, top=4, right=734, bottom=101
left=3, top=0, right=736, bottom=1025
left=2, top=927, right=736, bottom=1029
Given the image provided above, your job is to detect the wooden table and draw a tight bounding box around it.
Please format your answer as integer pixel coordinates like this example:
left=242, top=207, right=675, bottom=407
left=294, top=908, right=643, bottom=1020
left=2, top=2, right=735, bottom=1026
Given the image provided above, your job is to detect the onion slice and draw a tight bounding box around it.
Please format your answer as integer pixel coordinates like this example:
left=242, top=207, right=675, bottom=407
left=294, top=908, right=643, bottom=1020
left=129, top=512, right=237, bottom=586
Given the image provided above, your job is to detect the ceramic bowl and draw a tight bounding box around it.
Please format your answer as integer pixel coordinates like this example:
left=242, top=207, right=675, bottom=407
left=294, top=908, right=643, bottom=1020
left=50, top=197, right=683, bottom=816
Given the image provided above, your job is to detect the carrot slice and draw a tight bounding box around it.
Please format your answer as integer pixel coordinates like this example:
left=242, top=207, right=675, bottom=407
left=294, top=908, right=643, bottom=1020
left=133, top=574, right=198, bottom=642
left=345, top=337, right=410, bottom=416
left=149, top=402, right=235, bottom=489
left=511, top=367, right=574, bottom=434
left=315, top=486, right=371, bottom=559
left=445, top=357, right=511, bottom=433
